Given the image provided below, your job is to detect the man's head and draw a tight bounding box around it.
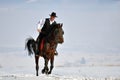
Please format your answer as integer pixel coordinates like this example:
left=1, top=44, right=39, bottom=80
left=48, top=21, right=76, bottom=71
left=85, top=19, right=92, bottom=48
left=50, top=12, right=57, bottom=21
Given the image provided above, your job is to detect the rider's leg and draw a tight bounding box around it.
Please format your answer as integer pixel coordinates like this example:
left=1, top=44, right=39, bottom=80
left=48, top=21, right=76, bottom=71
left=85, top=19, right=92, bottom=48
left=36, top=34, right=42, bottom=55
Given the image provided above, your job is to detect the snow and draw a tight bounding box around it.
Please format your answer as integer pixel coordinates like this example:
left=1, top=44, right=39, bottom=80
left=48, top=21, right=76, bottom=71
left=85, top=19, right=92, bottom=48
left=0, top=47, right=120, bottom=80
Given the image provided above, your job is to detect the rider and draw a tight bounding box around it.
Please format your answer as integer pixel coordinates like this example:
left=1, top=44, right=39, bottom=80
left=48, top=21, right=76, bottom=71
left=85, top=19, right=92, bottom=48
left=36, top=12, right=58, bottom=55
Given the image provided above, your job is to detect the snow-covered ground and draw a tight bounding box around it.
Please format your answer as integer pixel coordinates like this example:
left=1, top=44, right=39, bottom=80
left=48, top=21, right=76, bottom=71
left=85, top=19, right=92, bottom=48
left=0, top=47, right=120, bottom=80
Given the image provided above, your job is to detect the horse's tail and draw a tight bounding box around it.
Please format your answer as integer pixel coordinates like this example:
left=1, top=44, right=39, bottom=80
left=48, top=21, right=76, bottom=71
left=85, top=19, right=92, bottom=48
left=25, top=37, right=36, bottom=56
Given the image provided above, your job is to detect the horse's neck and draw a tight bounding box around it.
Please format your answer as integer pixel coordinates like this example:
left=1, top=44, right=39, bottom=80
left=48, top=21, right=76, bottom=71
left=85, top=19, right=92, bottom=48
left=47, top=37, right=56, bottom=44
left=47, top=29, right=56, bottom=42
left=49, top=41, right=57, bottom=50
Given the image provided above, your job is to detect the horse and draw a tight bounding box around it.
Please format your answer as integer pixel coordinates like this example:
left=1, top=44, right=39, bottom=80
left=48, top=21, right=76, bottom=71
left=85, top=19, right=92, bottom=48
left=25, top=23, right=64, bottom=76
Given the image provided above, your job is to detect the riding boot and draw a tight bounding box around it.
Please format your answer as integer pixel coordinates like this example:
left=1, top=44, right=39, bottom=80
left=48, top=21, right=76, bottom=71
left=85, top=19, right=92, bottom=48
left=36, top=33, right=45, bottom=56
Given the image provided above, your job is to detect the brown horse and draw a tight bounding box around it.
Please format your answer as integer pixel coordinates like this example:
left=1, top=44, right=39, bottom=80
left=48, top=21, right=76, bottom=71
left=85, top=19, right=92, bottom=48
left=25, top=23, right=64, bottom=76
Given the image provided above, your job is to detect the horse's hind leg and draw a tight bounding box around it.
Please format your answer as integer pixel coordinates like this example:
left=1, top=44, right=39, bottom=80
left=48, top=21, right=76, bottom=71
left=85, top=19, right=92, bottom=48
left=35, top=56, right=39, bottom=76
left=48, top=56, right=54, bottom=74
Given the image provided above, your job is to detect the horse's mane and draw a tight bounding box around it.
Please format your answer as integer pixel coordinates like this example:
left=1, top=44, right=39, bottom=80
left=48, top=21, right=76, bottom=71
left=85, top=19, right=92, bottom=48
left=51, top=24, right=60, bottom=32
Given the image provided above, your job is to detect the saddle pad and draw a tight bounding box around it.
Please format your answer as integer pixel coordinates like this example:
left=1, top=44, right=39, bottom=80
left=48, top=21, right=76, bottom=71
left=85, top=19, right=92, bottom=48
left=40, top=39, right=45, bottom=51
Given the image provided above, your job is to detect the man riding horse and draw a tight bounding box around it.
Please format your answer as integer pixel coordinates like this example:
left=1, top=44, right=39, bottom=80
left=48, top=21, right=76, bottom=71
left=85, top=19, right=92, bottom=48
left=36, top=12, right=58, bottom=56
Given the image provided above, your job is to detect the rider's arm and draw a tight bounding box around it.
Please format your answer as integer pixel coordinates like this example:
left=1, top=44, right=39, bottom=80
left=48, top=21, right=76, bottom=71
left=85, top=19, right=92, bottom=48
left=37, top=19, right=45, bottom=32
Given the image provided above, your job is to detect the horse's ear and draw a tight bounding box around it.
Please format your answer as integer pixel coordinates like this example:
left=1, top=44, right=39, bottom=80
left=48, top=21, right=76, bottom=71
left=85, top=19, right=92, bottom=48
left=60, top=23, right=63, bottom=27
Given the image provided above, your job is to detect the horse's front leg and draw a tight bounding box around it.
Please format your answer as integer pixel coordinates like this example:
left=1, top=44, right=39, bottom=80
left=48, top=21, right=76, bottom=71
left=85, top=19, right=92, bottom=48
left=48, top=56, right=54, bottom=74
left=35, top=56, right=39, bottom=76
left=42, top=58, right=49, bottom=74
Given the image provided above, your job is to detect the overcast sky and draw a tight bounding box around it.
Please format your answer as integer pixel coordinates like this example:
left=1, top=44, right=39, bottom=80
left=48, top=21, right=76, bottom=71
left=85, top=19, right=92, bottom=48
left=0, top=0, right=120, bottom=53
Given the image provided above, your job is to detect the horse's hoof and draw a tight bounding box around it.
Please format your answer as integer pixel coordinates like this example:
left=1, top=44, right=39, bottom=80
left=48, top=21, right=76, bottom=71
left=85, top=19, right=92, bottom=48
left=36, top=74, right=39, bottom=76
left=42, top=69, right=45, bottom=74
left=48, top=71, right=51, bottom=74
left=36, top=72, right=39, bottom=76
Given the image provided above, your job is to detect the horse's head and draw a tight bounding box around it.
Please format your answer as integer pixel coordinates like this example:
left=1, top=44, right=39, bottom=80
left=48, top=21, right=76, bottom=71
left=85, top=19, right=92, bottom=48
left=54, top=23, right=64, bottom=44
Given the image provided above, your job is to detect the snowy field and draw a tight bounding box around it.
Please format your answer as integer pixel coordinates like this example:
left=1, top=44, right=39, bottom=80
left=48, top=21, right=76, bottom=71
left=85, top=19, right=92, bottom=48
left=0, top=47, right=120, bottom=80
